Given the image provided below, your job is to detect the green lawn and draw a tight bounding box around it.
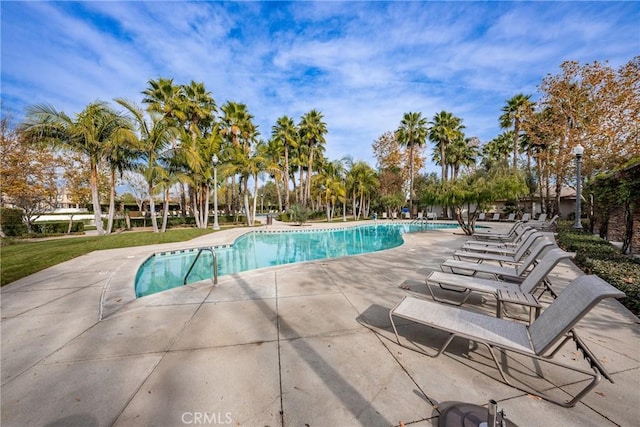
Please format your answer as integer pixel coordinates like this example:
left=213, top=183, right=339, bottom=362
left=0, top=228, right=214, bottom=286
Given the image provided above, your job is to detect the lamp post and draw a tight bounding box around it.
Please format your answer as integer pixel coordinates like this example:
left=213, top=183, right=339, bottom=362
left=260, top=193, right=264, bottom=214
left=573, top=144, right=584, bottom=229
left=212, top=154, right=220, bottom=231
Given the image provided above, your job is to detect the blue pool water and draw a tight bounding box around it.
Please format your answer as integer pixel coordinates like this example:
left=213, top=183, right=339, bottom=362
left=135, top=222, right=459, bottom=297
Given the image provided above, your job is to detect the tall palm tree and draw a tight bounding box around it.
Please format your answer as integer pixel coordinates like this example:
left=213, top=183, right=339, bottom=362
left=20, top=102, right=132, bottom=235
left=500, top=93, right=533, bottom=169
left=446, top=135, right=479, bottom=180
left=102, top=127, right=139, bottom=233
left=481, top=131, right=514, bottom=170
left=221, top=101, right=256, bottom=216
left=271, top=115, right=298, bottom=211
left=298, top=110, right=327, bottom=206
left=395, top=112, right=428, bottom=215
left=428, top=111, right=465, bottom=183
left=116, top=98, right=180, bottom=232
left=142, top=77, right=181, bottom=121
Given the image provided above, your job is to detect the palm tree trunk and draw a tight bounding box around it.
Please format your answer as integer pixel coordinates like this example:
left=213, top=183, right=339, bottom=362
left=252, top=173, right=259, bottom=225
left=191, top=185, right=200, bottom=229
left=305, top=148, right=314, bottom=206
left=409, top=144, right=414, bottom=215
left=284, top=150, right=290, bottom=210
left=90, top=162, right=104, bottom=235
left=148, top=183, right=159, bottom=232
left=243, top=179, right=251, bottom=226
left=107, top=168, right=116, bottom=234
left=513, top=121, right=520, bottom=169
left=161, top=187, right=169, bottom=232
left=275, top=174, right=283, bottom=213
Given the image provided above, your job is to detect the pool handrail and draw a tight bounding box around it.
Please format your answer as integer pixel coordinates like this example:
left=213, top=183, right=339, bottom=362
left=183, top=246, right=218, bottom=286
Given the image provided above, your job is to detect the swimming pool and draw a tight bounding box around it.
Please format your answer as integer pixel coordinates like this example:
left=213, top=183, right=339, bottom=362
left=134, top=222, right=459, bottom=298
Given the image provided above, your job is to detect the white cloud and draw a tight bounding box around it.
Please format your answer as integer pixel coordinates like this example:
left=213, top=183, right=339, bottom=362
left=2, top=0, right=638, bottom=174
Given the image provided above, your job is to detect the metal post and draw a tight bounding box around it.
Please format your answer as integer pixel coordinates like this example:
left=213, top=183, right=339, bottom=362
left=573, top=145, right=584, bottom=229
left=212, top=154, right=220, bottom=231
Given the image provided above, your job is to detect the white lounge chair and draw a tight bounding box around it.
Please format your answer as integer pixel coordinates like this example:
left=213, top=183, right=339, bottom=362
left=529, top=215, right=559, bottom=231
left=453, top=235, right=551, bottom=266
left=389, top=274, right=625, bottom=407
left=461, top=228, right=539, bottom=253
left=441, top=241, right=556, bottom=281
left=427, top=247, right=572, bottom=315
left=472, top=221, right=526, bottom=241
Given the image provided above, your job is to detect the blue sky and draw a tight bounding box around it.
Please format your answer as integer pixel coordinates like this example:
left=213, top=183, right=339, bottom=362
left=2, top=1, right=639, bottom=174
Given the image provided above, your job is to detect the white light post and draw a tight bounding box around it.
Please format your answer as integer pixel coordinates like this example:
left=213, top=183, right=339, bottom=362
left=573, top=144, right=584, bottom=229
left=212, top=154, right=220, bottom=231
left=260, top=193, right=264, bottom=214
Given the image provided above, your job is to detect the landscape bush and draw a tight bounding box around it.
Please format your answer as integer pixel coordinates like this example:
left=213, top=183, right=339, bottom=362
left=556, top=221, right=640, bottom=315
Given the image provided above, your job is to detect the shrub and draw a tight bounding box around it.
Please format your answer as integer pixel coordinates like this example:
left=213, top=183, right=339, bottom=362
left=289, top=204, right=311, bottom=225
left=1, top=208, right=24, bottom=236
left=556, top=221, right=640, bottom=315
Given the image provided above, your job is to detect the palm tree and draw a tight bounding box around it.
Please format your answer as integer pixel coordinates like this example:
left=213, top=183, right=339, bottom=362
left=221, top=101, right=256, bottom=216
left=298, top=110, right=327, bottom=206
left=20, top=102, right=132, bottom=235
left=271, top=115, right=298, bottom=211
left=347, top=161, right=379, bottom=220
left=116, top=98, right=180, bottom=232
left=446, top=136, right=479, bottom=180
left=102, top=127, right=139, bottom=233
left=395, top=112, right=428, bottom=215
left=429, top=111, right=465, bottom=183
left=481, top=131, right=514, bottom=170
left=500, top=93, right=533, bottom=169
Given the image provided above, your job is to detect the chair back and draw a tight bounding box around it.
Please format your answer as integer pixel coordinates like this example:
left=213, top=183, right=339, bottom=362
left=522, top=213, right=531, bottom=221
left=519, top=247, right=570, bottom=294
left=537, top=213, right=547, bottom=222
left=512, top=231, right=543, bottom=260
left=529, top=275, right=625, bottom=354
left=515, top=239, right=554, bottom=276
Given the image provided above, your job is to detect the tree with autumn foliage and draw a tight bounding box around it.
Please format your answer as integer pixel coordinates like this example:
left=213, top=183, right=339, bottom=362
left=0, top=117, right=62, bottom=232
left=526, top=57, right=640, bottom=216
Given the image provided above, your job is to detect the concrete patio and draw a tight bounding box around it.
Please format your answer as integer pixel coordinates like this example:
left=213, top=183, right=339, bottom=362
left=1, top=221, right=639, bottom=426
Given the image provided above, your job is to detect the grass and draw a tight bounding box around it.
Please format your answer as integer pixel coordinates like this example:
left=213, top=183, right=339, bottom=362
left=0, top=228, right=214, bottom=286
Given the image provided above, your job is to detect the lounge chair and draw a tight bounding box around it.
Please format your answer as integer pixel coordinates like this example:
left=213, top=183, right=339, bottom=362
left=389, top=274, right=625, bottom=407
left=460, top=228, right=540, bottom=255
left=536, top=213, right=548, bottom=222
left=521, top=213, right=531, bottom=222
left=491, top=213, right=501, bottom=221
left=462, top=229, right=540, bottom=253
left=504, top=212, right=516, bottom=222
left=426, top=247, right=572, bottom=315
left=453, top=234, right=551, bottom=266
left=441, top=241, right=555, bottom=281
left=478, top=212, right=486, bottom=221
left=529, top=215, right=559, bottom=231
left=472, top=221, right=526, bottom=241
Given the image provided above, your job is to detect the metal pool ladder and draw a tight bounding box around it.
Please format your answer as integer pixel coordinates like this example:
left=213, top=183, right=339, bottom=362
left=183, top=246, right=218, bottom=286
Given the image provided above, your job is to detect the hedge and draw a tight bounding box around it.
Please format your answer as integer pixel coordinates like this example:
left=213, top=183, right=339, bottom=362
left=556, top=221, right=640, bottom=316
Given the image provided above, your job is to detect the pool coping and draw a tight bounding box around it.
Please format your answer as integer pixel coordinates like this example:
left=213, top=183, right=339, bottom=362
left=100, top=220, right=463, bottom=319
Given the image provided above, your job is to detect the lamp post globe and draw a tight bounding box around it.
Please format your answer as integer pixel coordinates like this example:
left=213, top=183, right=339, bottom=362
left=572, top=144, right=584, bottom=229
left=212, top=154, right=220, bottom=231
